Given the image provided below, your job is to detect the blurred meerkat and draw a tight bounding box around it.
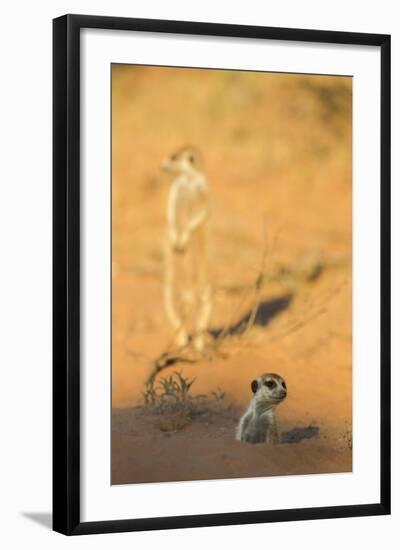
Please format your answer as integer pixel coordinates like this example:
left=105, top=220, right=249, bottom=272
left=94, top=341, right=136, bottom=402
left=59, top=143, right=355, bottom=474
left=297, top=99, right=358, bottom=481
left=236, top=373, right=287, bottom=444
left=161, top=146, right=211, bottom=351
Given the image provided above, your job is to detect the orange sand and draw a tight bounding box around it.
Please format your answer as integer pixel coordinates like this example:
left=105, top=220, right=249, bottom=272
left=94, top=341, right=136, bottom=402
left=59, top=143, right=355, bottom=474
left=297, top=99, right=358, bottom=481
left=111, top=66, right=352, bottom=482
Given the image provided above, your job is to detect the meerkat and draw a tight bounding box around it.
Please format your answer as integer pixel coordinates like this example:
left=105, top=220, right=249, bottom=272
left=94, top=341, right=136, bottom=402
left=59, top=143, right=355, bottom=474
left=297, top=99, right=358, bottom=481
left=236, top=373, right=287, bottom=444
left=161, top=146, right=212, bottom=351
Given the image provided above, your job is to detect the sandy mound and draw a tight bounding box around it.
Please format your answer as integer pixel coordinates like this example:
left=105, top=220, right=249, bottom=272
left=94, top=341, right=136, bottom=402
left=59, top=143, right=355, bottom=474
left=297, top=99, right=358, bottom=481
left=112, top=400, right=351, bottom=485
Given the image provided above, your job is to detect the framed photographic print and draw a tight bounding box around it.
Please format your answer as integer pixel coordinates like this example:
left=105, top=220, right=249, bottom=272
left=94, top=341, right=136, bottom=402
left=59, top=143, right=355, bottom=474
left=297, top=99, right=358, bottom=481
left=53, top=14, right=391, bottom=535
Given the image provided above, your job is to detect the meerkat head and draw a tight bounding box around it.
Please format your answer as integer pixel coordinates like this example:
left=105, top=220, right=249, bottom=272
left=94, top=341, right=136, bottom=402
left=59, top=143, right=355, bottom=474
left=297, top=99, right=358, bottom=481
left=161, top=146, right=202, bottom=175
left=251, top=373, right=287, bottom=408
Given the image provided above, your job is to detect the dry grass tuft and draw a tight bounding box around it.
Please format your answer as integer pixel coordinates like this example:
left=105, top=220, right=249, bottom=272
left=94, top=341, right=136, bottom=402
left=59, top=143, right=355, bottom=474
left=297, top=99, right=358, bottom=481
left=142, top=370, right=230, bottom=432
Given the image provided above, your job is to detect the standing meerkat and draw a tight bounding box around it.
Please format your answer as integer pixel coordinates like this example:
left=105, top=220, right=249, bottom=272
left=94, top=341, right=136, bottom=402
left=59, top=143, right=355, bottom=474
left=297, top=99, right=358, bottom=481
left=236, top=373, right=287, bottom=444
left=161, top=146, right=212, bottom=351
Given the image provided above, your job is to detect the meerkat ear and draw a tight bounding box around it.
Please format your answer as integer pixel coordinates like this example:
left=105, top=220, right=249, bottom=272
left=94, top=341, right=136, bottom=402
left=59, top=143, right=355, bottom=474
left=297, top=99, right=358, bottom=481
left=251, top=379, right=258, bottom=393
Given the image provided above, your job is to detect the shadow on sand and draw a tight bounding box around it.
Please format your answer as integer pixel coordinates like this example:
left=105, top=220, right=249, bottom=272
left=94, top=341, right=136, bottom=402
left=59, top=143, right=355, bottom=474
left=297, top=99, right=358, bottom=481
left=151, top=294, right=293, bottom=378
left=281, top=425, right=320, bottom=444
left=209, top=294, right=293, bottom=339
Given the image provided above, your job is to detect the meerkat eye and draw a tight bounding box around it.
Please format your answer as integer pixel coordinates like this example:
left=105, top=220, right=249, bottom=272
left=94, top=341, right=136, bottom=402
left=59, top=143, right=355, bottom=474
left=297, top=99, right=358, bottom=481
left=265, top=380, right=276, bottom=389
left=188, top=154, right=194, bottom=164
left=282, top=381, right=286, bottom=389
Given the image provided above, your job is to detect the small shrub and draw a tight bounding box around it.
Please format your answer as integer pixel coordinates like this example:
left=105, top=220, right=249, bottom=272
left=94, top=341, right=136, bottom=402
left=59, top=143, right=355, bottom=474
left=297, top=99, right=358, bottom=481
left=211, top=388, right=225, bottom=401
left=156, top=370, right=196, bottom=402
left=142, top=380, right=157, bottom=406
left=142, top=371, right=230, bottom=432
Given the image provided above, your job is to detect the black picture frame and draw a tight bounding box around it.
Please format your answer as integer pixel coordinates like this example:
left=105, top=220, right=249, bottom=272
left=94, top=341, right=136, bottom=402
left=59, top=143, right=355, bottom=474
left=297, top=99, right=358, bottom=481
left=53, top=14, right=391, bottom=535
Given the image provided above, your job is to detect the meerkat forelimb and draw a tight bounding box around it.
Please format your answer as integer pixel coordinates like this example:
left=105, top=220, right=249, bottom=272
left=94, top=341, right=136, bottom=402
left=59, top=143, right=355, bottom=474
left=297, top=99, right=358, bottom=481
left=236, top=373, right=287, bottom=444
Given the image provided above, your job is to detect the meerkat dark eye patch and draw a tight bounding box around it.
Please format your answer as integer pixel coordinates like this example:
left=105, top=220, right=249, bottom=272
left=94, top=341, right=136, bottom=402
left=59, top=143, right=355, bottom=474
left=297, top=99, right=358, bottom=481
left=282, top=381, right=286, bottom=389
left=265, top=380, right=276, bottom=389
left=188, top=154, right=195, bottom=164
left=251, top=380, right=258, bottom=393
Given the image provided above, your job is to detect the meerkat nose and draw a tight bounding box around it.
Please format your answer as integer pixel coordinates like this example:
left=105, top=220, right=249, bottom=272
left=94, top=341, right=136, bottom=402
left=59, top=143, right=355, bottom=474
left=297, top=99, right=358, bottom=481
left=279, top=389, right=287, bottom=398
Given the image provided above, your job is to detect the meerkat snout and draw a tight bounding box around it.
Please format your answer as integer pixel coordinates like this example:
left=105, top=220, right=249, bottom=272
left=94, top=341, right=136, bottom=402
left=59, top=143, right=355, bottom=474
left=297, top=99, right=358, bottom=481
left=236, top=373, right=287, bottom=444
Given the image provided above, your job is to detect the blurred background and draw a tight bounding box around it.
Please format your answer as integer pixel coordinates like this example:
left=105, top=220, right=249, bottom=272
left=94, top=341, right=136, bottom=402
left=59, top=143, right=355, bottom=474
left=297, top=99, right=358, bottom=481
left=112, top=65, right=352, bottom=440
